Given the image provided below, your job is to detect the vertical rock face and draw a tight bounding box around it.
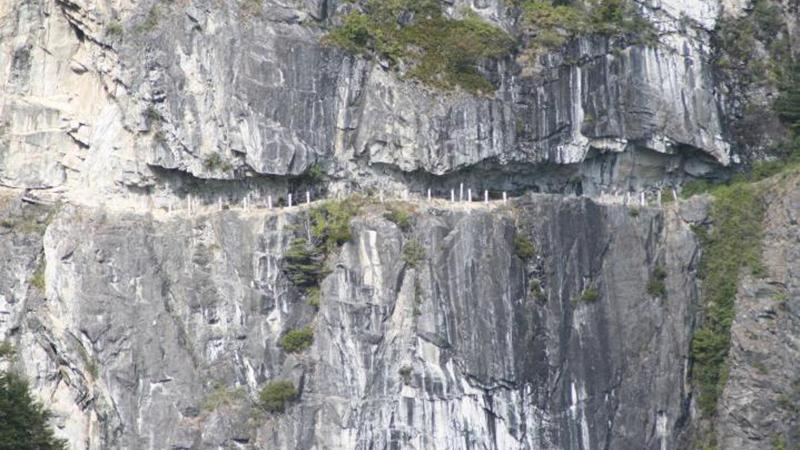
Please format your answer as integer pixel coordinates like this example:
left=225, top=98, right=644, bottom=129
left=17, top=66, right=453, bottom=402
left=0, top=194, right=703, bottom=449
left=1, top=0, right=798, bottom=448
left=1, top=0, right=738, bottom=201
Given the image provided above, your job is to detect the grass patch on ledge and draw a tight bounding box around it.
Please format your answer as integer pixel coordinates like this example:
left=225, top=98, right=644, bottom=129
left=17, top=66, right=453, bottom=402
left=325, top=0, right=514, bottom=94
left=514, top=0, right=657, bottom=59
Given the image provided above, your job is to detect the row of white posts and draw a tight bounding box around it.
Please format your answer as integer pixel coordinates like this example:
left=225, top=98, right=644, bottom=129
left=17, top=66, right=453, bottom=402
left=603, top=187, right=679, bottom=207
left=179, top=185, right=511, bottom=214
left=178, top=184, right=678, bottom=214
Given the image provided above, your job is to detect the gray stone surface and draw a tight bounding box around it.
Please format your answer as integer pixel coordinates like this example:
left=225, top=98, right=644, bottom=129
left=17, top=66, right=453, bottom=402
left=1, top=194, right=705, bottom=449
left=1, top=0, right=798, bottom=449
left=0, top=0, right=739, bottom=204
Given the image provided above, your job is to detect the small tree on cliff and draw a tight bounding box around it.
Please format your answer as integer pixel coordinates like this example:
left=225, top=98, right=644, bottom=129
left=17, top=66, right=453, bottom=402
left=0, top=348, right=66, bottom=450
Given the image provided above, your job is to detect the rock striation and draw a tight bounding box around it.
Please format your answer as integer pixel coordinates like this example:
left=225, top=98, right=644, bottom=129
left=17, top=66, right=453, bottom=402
left=1, top=193, right=702, bottom=449
left=1, top=0, right=798, bottom=448
left=1, top=0, right=739, bottom=203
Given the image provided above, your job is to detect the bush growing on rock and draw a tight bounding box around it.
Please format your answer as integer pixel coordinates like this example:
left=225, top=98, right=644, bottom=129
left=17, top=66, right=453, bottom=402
left=283, top=238, right=326, bottom=287
left=311, top=198, right=364, bottom=254
left=529, top=279, right=546, bottom=302
left=402, top=240, right=425, bottom=268
left=29, top=259, right=45, bottom=293
left=105, top=21, right=123, bottom=37
left=383, top=205, right=414, bottom=232
left=578, top=287, right=600, bottom=303
left=514, top=235, right=536, bottom=260
left=647, top=265, right=667, bottom=298
left=307, top=287, right=321, bottom=309
left=259, top=380, right=298, bottom=413
left=279, top=326, right=314, bottom=353
left=203, top=152, right=232, bottom=172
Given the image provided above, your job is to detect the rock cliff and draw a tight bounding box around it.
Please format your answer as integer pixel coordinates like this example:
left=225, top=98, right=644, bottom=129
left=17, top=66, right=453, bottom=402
left=0, top=0, right=798, bottom=448
left=1, top=194, right=701, bottom=449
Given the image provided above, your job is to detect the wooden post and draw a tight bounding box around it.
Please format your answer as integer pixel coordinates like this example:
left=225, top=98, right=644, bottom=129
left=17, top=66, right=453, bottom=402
left=451, top=189, right=455, bottom=202
left=288, top=193, right=292, bottom=208
left=467, top=188, right=472, bottom=202
left=268, top=195, right=273, bottom=209
left=459, top=183, right=464, bottom=202
left=427, top=188, right=431, bottom=202
left=503, top=192, right=507, bottom=204
left=306, top=191, right=310, bottom=205
left=484, top=190, right=488, bottom=204
left=657, top=190, right=662, bottom=206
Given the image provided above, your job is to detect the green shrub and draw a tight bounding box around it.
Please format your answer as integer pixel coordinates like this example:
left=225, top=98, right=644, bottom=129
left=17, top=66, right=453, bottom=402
left=310, top=198, right=364, bottom=254
left=203, top=153, right=232, bottom=172
left=681, top=179, right=716, bottom=198
left=105, top=21, right=123, bottom=37
left=514, top=234, right=536, bottom=260
left=383, top=206, right=413, bottom=231
left=0, top=371, right=66, bottom=449
left=771, top=435, right=788, bottom=450
left=413, top=279, right=423, bottom=315
left=775, top=61, right=800, bottom=131
left=302, top=164, right=325, bottom=184
left=145, top=105, right=161, bottom=123
left=29, top=259, right=45, bottom=292
left=660, top=187, right=675, bottom=203
left=628, top=207, right=640, bottom=217
left=773, top=291, right=788, bottom=303
left=402, top=240, right=425, bottom=268
left=283, top=238, right=326, bottom=287
left=307, top=287, right=321, bottom=309
left=0, top=342, right=15, bottom=359
left=529, top=279, right=546, bottom=302
left=279, top=326, right=314, bottom=353
left=578, top=287, right=600, bottom=303
left=647, top=265, right=667, bottom=298
left=152, top=130, right=166, bottom=144
left=283, top=198, right=363, bottom=290
left=326, top=2, right=514, bottom=93
left=259, top=380, right=297, bottom=413
left=327, top=12, right=372, bottom=54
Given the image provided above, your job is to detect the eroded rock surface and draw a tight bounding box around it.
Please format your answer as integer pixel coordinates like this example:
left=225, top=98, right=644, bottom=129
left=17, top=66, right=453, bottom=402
left=1, top=0, right=737, bottom=202
left=0, top=194, right=704, bottom=449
